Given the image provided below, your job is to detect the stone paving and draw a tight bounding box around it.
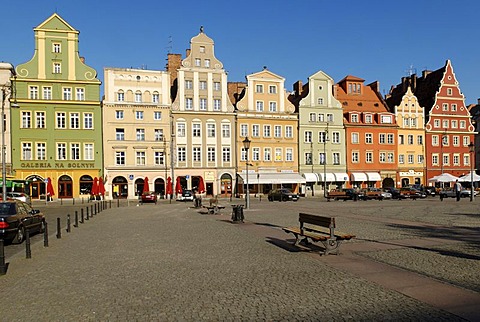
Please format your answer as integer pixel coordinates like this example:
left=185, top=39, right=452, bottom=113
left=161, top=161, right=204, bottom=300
left=0, top=197, right=479, bottom=321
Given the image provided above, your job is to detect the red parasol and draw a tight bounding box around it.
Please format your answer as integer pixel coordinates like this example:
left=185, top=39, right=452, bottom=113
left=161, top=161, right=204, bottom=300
left=46, top=177, right=55, bottom=197
left=198, top=176, right=205, bottom=194
left=175, top=177, right=183, bottom=194
left=143, top=177, right=150, bottom=193
left=98, top=177, right=106, bottom=195
left=166, top=177, right=172, bottom=195
left=91, top=177, right=99, bottom=195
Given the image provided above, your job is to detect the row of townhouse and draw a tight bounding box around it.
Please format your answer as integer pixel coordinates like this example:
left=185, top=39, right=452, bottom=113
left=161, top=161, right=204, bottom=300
left=0, top=13, right=476, bottom=200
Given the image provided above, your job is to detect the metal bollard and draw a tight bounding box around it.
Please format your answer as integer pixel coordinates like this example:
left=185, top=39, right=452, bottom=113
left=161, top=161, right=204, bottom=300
left=0, top=239, right=7, bottom=275
left=86, top=207, right=89, bottom=220
left=56, top=218, right=61, bottom=239
left=25, top=229, right=31, bottom=259
left=259, top=195, right=262, bottom=202
left=44, top=222, right=49, bottom=247
left=73, top=198, right=75, bottom=205
left=91, top=205, right=94, bottom=216
left=74, top=211, right=78, bottom=227
left=66, top=214, right=71, bottom=233
left=117, top=199, right=119, bottom=208
left=80, top=208, right=84, bottom=223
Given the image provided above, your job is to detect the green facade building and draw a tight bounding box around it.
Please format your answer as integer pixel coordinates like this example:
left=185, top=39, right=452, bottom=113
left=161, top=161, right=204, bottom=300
left=14, top=13, right=102, bottom=199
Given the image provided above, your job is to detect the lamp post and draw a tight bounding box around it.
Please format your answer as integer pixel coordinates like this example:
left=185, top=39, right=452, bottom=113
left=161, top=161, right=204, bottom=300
left=0, top=64, right=19, bottom=202
left=323, top=123, right=329, bottom=198
left=310, top=141, right=314, bottom=196
left=243, top=136, right=251, bottom=209
left=469, top=141, right=475, bottom=202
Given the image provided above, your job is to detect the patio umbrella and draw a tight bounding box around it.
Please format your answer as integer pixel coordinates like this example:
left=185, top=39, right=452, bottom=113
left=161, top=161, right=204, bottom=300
left=198, top=176, right=205, bottom=194
left=46, top=177, right=55, bottom=199
left=91, top=177, right=99, bottom=195
left=175, top=177, right=183, bottom=194
left=428, top=173, right=459, bottom=182
left=166, top=177, right=172, bottom=195
left=143, top=177, right=150, bottom=193
left=98, top=177, right=106, bottom=196
left=458, top=171, right=480, bottom=182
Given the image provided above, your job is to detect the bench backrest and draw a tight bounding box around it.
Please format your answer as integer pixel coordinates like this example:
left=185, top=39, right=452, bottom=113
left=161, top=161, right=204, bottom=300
left=299, top=213, right=335, bottom=238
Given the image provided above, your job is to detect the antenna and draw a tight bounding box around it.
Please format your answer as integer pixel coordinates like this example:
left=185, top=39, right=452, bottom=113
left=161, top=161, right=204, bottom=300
left=166, top=36, right=173, bottom=54
left=405, top=64, right=416, bottom=76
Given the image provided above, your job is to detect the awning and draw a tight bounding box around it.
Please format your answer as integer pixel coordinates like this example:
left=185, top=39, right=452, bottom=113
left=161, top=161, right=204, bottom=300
left=303, top=173, right=319, bottom=182
left=333, top=173, right=349, bottom=182
left=365, top=172, right=382, bottom=181
left=238, top=172, right=306, bottom=184
left=317, top=173, right=336, bottom=182
left=351, top=172, right=368, bottom=182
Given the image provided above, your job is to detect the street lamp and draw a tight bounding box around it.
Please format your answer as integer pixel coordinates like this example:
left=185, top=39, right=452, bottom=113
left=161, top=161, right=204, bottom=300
left=0, top=64, right=19, bottom=202
left=469, top=141, right=475, bottom=202
left=243, top=136, right=251, bottom=209
left=323, top=123, right=329, bottom=198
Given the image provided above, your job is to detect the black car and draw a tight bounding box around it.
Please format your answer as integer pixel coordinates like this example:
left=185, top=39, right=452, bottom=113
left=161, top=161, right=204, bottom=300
left=267, top=188, right=299, bottom=202
left=0, top=200, right=45, bottom=244
left=383, top=187, right=402, bottom=199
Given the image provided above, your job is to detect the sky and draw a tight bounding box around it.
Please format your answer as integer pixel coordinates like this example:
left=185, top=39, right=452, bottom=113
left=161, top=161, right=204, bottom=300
left=1, top=0, right=479, bottom=104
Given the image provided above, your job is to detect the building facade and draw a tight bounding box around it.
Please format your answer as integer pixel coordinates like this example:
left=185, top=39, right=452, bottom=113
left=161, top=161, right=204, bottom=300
left=13, top=13, right=103, bottom=199
left=0, top=62, right=16, bottom=180
left=102, top=67, right=171, bottom=199
left=170, top=28, right=236, bottom=197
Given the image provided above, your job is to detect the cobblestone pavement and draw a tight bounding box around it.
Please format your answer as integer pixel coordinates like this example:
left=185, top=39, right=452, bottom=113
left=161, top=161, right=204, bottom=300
left=0, top=197, right=479, bottom=321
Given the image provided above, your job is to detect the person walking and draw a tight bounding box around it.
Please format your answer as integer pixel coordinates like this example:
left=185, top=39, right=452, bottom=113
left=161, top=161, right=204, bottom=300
left=454, top=179, right=462, bottom=201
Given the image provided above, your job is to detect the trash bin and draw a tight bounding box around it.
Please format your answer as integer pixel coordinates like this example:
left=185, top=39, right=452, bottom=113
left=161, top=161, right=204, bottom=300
left=231, top=204, right=244, bottom=223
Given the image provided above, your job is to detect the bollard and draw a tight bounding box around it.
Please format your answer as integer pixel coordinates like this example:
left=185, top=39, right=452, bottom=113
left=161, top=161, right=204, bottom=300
left=44, top=222, right=49, bottom=247
left=74, top=211, right=78, bottom=227
left=25, top=229, right=31, bottom=259
left=80, top=208, right=84, bottom=223
left=0, top=239, right=7, bottom=275
left=86, top=207, right=89, bottom=219
left=117, top=199, right=119, bottom=208
left=73, top=198, right=75, bottom=205
left=82, top=197, right=84, bottom=204
left=91, top=205, right=94, bottom=216
left=259, top=195, right=262, bottom=202
left=56, top=218, right=61, bottom=239
left=66, top=214, right=71, bottom=233
left=110, top=200, right=112, bottom=209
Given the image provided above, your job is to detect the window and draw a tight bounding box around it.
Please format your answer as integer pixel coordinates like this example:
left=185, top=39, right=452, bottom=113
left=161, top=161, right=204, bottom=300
left=318, top=114, right=324, bottom=122
left=177, top=147, right=186, bottom=162
left=365, top=133, right=373, bottom=144
left=213, top=82, right=221, bottom=91
left=63, top=88, right=72, bottom=100
left=36, top=143, right=46, bottom=160
left=154, top=151, right=165, bottom=165
left=53, top=63, right=61, bottom=74
left=153, top=111, right=162, bottom=120
left=252, top=125, right=260, bottom=137
left=222, top=124, right=230, bottom=138
left=326, top=114, right=334, bottom=122
left=408, top=135, right=414, bottom=145
left=53, top=43, right=61, bottom=53
left=269, top=85, right=277, bottom=94
left=193, top=147, right=201, bottom=162
left=286, top=148, right=293, bottom=161
left=417, top=135, right=423, bottom=145
left=269, top=102, right=277, bottom=112
left=252, top=148, right=260, bottom=161
left=351, top=114, right=358, bottom=123
left=115, top=151, right=125, bottom=165
left=76, top=88, right=85, bottom=101
left=432, top=135, right=439, bottom=146
left=399, top=134, right=404, bottom=145
left=451, top=104, right=457, bottom=111
left=135, top=111, right=144, bottom=120
left=136, top=129, right=145, bottom=141
left=204, top=59, right=210, bottom=68
left=379, top=134, right=386, bottom=144
left=285, top=126, right=293, bottom=138
left=185, top=80, right=193, bottom=89
left=57, top=143, right=67, bottom=160
left=432, top=154, right=438, bottom=165
left=352, top=152, right=359, bottom=163
left=222, top=147, right=230, bottom=162
left=274, top=125, right=281, bottom=138
left=199, top=46, right=205, bottom=53
left=117, top=91, right=125, bottom=102
left=135, top=91, right=142, bottom=103
left=403, top=118, right=409, bottom=127
left=195, top=58, right=201, bottom=66
left=453, top=154, right=460, bottom=166
left=71, top=143, right=80, bottom=160
left=43, top=87, right=52, bottom=100
left=434, top=119, right=440, bottom=128
left=207, top=124, right=216, bottom=137
left=304, top=131, right=312, bottom=143
left=115, top=110, right=124, bottom=120
left=151, top=129, right=162, bottom=141
left=84, top=113, right=93, bottom=129
left=56, top=112, right=66, bottom=129
left=365, top=114, right=373, bottom=123
left=263, top=125, right=271, bottom=137
left=333, top=152, right=340, bottom=165
left=366, top=152, right=373, bottom=163
left=240, top=124, right=248, bottom=137
left=207, top=147, right=215, bottom=162
left=213, top=99, right=221, bottom=111
left=443, top=154, right=450, bottom=166
left=408, top=154, right=414, bottom=164
left=387, top=134, right=394, bottom=144
left=399, top=154, right=404, bottom=164
left=264, top=148, right=271, bottom=161
left=442, top=120, right=449, bottom=128
left=35, top=112, right=45, bottom=128
left=381, top=115, right=392, bottom=124
left=21, top=111, right=31, bottom=128
left=70, top=113, right=80, bottom=129
left=309, top=113, right=316, bottom=122
left=305, top=152, right=312, bottom=165
left=463, top=136, right=470, bottom=146
left=388, top=152, right=394, bottom=163
left=152, top=93, right=159, bottom=103
left=319, top=152, right=325, bottom=165
left=317, top=98, right=324, bottom=105
left=464, top=154, right=470, bottom=166
left=116, top=129, right=125, bottom=141
left=332, top=132, right=340, bottom=144
left=460, top=121, right=466, bottom=129
left=275, top=148, right=282, bottom=161
left=22, top=143, right=32, bottom=160
left=256, top=84, right=263, bottom=93
left=447, top=88, right=453, bottom=96
left=442, top=103, right=448, bottom=111
left=29, top=86, right=38, bottom=99
left=351, top=133, right=359, bottom=144
left=256, top=101, right=264, bottom=112
left=453, top=136, right=459, bottom=146
left=185, top=98, right=193, bottom=110
left=136, top=151, right=146, bottom=165
left=200, top=81, right=207, bottom=90
left=84, top=143, right=94, bottom=160
left=451, top=120, right=458, bottom=128
left=200, top=98, right=207, bottom=110
left=193, top=124, right=201, bottom=137
left=379, top=152, right=386, bottom=162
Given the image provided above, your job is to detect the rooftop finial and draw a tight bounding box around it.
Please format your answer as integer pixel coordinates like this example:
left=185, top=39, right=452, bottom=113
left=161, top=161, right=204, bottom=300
left=200, top=26, right=204, bottom=33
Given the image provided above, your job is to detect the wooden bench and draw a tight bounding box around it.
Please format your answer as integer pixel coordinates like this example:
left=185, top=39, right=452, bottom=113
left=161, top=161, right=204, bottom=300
left=202, top=205, right=225, bottom=215
left=282, top=213, right=355, bottom=255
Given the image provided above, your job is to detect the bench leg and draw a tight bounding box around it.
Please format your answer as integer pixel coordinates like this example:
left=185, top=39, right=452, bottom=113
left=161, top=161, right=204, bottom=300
left=320, top=239, right=342, bottom=255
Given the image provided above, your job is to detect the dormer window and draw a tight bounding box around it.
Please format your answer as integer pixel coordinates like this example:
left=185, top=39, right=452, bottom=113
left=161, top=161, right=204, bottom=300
left=200, top=46, right=205, bottom=53
left=351, top=114, right=358, bottom=123
left=348, top=83, right=361, bottom=94
left=365, top=114, right=373, bottom=123
left=381, top=115, right=392, bottom=124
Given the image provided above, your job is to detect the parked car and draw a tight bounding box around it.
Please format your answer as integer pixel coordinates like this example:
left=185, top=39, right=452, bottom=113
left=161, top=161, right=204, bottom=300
left=141, top=191, right=157, bottom=203
left=360, top=188, right=384, bottom=200
left=410, top=184, right=436, bottom=197
left=268, top=188, right=299, bottom=202
left=400, top=187, right=427, bottom=199
left=383, top=187, right=402, bottom=199
left=0, top=200, right=45, bottom=244
left=369, top=187, right=392, bottom=199
left=6, top=192, right=31, bottom=204
left=326, top=188, right=360, bottom=201
left=177, top=189, right=194, bottom=202
left=439, top=188, right=471, bottom=200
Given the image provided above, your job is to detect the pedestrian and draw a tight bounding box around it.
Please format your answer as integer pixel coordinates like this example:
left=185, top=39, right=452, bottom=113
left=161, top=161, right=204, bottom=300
left=454, top=179, right=462, bottom=201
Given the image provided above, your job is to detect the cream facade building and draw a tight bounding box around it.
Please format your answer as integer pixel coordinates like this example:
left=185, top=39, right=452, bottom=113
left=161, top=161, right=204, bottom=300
left=103, top=67, right=171, bottom=199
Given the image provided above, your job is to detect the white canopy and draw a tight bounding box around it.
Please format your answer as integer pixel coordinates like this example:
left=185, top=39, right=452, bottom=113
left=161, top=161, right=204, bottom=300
left=458, top=171, right=480, bottom=182
left=428, top=173, right=460, bottom=182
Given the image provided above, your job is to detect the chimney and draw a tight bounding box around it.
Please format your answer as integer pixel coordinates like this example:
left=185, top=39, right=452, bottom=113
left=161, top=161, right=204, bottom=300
left=166, top=53, right=182, bottom=88
left=292, top=80, right=303, bottom=96
left=410, top=74, right=417, bottom=91
left=422, top=70, right=431, bottom=78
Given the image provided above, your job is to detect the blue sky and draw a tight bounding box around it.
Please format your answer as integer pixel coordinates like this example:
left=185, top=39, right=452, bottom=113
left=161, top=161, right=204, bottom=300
left=1, top=0, right=479, bottom=104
